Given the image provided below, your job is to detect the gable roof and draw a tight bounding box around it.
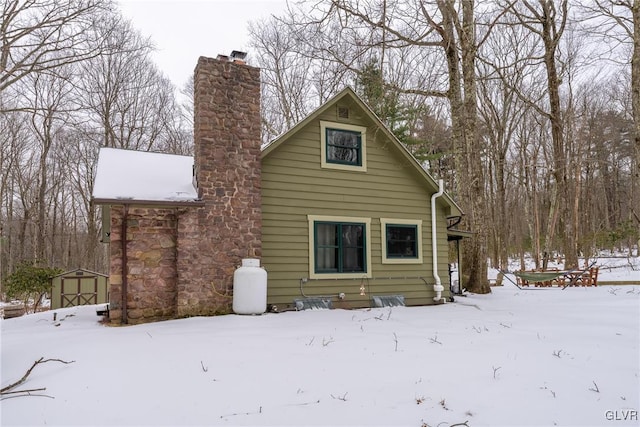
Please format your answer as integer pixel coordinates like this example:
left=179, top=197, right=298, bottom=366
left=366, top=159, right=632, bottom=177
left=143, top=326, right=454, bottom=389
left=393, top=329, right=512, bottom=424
left=261, top=87, right=463, bottom=217
left=51, top=268, right=109, bottom=279
left=92, top=147, right=203, bottom=206
left=92, top=89, right=463, bottom=217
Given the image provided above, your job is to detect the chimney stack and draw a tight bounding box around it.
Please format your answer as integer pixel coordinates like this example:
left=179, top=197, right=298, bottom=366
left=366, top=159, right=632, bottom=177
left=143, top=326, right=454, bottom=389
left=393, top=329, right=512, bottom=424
left=176, top=54, right=262, bottom=317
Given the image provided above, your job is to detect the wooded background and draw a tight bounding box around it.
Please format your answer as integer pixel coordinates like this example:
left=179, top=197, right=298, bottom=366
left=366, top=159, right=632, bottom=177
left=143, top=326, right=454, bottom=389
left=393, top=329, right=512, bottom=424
left=1, top=0, right=638, bottom=293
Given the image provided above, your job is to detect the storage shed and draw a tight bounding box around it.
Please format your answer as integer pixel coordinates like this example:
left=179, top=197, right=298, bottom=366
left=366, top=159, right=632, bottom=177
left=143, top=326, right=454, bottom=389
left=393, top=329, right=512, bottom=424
left=50, top=269, right=109, bottom=310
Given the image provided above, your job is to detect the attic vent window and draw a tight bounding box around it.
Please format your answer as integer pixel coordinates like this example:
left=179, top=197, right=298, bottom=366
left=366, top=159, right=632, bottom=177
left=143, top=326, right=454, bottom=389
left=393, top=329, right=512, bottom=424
left=337, top=106, right=350, bottom=119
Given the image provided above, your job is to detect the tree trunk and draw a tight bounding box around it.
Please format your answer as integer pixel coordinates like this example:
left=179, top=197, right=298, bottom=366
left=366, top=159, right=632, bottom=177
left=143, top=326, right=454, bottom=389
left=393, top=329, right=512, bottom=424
left=442, top=0, right=489, bottom=293
left=539, top=0, right=576, bottom=268
left=632, top=1, right=640, bottom=246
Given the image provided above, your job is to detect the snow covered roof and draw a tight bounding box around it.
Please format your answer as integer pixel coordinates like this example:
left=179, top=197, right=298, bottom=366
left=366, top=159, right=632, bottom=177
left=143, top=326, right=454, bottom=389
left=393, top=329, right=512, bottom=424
left=92, top=147, right=200, bottom=205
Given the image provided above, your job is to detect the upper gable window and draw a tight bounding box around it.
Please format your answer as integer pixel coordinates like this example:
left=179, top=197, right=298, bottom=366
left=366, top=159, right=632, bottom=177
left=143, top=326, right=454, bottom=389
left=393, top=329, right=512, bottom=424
left=327, top=129, right=361, bottom=165
left=320, top=121, right=367, bottom=172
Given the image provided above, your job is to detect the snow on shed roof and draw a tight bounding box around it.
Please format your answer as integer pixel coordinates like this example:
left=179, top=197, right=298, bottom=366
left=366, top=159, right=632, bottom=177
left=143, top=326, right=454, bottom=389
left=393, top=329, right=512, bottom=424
left=92, top=147, right=199, bottom=204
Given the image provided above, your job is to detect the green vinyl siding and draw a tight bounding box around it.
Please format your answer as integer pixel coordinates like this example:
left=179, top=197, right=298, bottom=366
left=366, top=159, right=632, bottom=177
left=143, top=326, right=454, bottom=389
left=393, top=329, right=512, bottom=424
left=261, top=96, right=452, bottom=310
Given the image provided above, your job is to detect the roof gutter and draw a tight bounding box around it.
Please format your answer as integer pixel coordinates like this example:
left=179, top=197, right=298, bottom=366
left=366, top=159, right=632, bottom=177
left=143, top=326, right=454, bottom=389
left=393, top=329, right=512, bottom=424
left=92, top=198, right=205, bottom=208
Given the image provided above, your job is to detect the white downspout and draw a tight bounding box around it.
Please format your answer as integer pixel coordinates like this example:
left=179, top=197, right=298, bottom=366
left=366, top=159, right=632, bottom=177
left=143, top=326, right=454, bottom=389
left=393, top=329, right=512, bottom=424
left=431, top=179, right=446, bottom=303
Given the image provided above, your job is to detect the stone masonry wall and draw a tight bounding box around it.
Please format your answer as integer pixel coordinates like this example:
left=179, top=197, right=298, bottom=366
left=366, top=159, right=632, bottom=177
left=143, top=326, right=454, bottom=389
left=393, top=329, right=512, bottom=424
left=108, top=206, right=178, bottom=325
left=176, top=56, right=262, bottom=317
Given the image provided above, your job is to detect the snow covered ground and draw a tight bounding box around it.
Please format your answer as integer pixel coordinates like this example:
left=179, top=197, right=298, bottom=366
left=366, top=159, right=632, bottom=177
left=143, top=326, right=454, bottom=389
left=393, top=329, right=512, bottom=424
left=2, top=274, right=639, bottom=426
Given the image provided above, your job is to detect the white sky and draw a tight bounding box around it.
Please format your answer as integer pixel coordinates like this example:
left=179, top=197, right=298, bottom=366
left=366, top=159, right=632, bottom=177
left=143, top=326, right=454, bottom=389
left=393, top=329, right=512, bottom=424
left=118, top=0, right=288, bottom=89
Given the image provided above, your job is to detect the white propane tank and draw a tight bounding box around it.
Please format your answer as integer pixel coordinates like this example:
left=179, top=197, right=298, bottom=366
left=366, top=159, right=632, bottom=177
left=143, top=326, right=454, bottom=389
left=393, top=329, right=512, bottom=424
left=232, top=258, right=267, bottom=315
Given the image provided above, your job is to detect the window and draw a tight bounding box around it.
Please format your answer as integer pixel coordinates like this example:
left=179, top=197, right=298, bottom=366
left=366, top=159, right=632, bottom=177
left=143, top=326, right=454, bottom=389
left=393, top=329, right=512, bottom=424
left=320, top=121, right=367, bottom=172
left=326, top=129, right=361, bottom=166
left=308, top=215, right=372, bottom=279
left=381, top=218, right=423, bottom=264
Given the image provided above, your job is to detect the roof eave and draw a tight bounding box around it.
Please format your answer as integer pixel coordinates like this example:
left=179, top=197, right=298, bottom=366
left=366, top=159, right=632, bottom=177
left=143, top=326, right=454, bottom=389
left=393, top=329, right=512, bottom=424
left=92, top=198, right=206, bottom=208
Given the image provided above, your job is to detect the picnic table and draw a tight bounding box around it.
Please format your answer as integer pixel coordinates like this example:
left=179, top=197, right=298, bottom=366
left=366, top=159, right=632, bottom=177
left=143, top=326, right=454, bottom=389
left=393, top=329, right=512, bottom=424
left=515, top=267, right=599, bottom=288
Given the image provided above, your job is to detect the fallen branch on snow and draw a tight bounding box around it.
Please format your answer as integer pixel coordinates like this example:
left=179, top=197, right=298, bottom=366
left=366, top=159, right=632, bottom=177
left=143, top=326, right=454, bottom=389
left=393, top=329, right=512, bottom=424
left=1, top=357, right=75, bottom=398
left=220, top=406, right=263, bottom=418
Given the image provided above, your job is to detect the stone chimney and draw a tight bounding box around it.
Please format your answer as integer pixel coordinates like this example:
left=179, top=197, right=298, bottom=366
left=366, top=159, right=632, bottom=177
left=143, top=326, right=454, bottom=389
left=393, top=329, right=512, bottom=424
left=176, top=55, right=262, bottom=317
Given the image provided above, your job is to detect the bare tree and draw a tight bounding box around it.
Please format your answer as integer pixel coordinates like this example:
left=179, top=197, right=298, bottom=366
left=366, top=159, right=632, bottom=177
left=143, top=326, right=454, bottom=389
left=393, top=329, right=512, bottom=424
left=250, top=15, right=314, bottom=141
left=0, top=108, right=31, bottom=287
left=0, top=0, right=113, bottom=98
left=578, top=0, right=639, bottom=249
left=249, top=3, right=368, bottom=142
left=76, top=15, right=181, bottom=151
left=496, top=0, right=582, bottom=267
left=0, top=1, right=190, bottom=283
left=17, top=64, right=75, bottom=263
left=477, top=21, right=531, bottom=273
left=436, top=0, right=490, bottom=292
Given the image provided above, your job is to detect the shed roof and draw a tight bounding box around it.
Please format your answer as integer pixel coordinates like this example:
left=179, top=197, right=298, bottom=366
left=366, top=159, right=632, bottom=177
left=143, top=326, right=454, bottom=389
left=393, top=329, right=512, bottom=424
left=92, top=147, right=201, bottom=206
left=51, top=268, right=109, bottom=279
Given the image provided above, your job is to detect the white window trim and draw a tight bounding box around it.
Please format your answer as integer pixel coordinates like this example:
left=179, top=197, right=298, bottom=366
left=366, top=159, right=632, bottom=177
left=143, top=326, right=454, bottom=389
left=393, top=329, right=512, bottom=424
left=308, top=215, right=372, bottom=279
left=320, top=121, right=367, bottom=172
left=380, top=218, right=423, bottom=264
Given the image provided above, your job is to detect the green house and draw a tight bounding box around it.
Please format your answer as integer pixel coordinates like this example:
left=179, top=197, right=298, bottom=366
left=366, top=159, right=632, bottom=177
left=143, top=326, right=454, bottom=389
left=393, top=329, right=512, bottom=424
left=261, top=87, right=463, bottom=310
left=50, top=269, right=109, bottom=310
left=92, top=57, right=466, bottom=324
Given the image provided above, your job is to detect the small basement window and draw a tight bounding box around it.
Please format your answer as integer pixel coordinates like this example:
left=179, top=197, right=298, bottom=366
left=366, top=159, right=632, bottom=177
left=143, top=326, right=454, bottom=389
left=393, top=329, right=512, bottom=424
left=381, top=218, right=423, bottom=264
left=320, top=121, right=367, bottom=172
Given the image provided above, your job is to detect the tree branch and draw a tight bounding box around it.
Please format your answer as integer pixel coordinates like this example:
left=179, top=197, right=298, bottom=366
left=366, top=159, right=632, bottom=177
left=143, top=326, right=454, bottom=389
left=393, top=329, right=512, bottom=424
left=1, top=357, right=75, bottom=394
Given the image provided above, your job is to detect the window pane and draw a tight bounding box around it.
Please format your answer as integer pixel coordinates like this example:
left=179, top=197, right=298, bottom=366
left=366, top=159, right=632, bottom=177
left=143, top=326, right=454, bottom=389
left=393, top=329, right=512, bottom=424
left=316, top=223, right=338, bottom=272
left=342, top=224, right=364, bottom=272
left=386, top=225, right=417, bottom=258
left=317, top=247, right=337, bottom=271
left=342, top=247, right=364, bottom=272
left=328, top=130, right=360, bottom=148
left=342, top=224, right=363, bottom=247
left=326, top=129, right=361, bottom=165
left=316, top=223, right=337, bottom=245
